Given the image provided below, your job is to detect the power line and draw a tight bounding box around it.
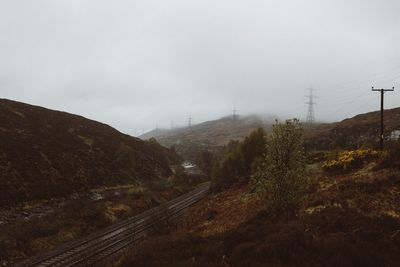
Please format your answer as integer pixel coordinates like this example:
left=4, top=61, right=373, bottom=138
left=372, top=86, right=395, bottom=150
left=324, top=66, right=400, bottom=95
left=322, top=90, right=372, bottom=114
left=318, top=68, right=400, bottom=105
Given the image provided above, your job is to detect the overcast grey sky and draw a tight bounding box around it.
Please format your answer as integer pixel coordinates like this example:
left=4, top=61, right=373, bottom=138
left=1, top=0, right=400, bottom=135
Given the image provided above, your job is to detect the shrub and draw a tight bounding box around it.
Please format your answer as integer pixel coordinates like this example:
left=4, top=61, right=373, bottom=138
left=12, top=218, right=62, bottom=252
left=250, top=119, right=307, bottom=211
left=171, top=166, right=188, bottom=185
left=322, top=149, right=379, bottom=173
left=384, top=141, right=400, bottom=168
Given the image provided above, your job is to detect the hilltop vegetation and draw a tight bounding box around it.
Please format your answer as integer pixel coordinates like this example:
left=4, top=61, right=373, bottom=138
left=0, top=99, right=182, bottom=206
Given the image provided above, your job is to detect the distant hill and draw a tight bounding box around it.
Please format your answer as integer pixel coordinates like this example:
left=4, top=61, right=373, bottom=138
left=305, top=107, right=400, bottom=150
left=0, top=99, right=181, bottom=206
left=141, top=108, right=400, bottom=158
left=139, top=115, right=275, bottom=160
left=140, top=115, right=274, bottom=146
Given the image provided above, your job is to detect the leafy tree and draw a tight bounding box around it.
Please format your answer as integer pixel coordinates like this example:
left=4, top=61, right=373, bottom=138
left=196, top=150, right=214, bottom=177
left=148, top=137, right=159, bottom=145
left=211, top=128, right=267, bottom=190
left=172, top=165, right=187, bottom=184
left=250, top=119, right=307, bottom=211
left=240, top=128, right=267, bottom=171
left=222, top=140, right=240, bottom=155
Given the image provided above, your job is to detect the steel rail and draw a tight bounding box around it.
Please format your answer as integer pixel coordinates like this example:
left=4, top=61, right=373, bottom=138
left=39, top=188, right=207, bottom=267
left=14, top=182, right=209, bottom=267
left=66, top=190, right=207, bottom=266
left=16, top=183, right=208, bottom=267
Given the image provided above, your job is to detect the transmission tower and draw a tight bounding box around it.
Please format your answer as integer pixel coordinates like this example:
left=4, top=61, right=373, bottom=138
left=188, top=115, right=192, bottom=127
left=232, top=108, right=238, bottom=121
left=305, top=87, right=317, bottom=124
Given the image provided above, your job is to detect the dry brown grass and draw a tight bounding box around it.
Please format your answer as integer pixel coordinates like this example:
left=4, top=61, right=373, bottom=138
left=0, top=185, right=192, bottom=266
left=117, top=161, right=400, bottom=267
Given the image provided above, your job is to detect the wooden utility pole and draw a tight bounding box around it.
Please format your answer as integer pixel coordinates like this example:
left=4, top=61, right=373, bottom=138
left=372, top=86, right=394, bottom=150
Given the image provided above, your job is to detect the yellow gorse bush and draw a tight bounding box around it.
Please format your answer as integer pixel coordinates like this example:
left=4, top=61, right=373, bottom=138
left=322, top=149, right=379, bottom=172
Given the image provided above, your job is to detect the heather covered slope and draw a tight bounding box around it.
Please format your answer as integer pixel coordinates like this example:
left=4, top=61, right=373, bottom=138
left=0, top=99, right=181, bottom=206
left=118, top=159, right=400, bottom=267
left=305, top=107, right=400, bottom=150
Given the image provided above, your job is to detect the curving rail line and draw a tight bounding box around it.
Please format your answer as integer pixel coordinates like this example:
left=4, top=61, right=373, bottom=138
left=14, top=182, right=210, bottom=267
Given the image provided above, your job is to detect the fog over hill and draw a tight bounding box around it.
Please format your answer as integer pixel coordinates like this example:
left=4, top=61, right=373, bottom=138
left=140, top=114, right=276, bottom=147
left=141, top=108, right=400, bottom=156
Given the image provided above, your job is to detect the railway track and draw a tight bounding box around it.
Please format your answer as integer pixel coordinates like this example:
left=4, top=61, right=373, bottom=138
left=14, top=182, right=210, bottom=267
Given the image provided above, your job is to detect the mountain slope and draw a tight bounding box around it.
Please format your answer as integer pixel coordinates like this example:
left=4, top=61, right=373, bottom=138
left=305, top=107, right=400, bottom=149
left=141, top=115, right=273, bottom=147
left=141, top=108, right=400, bottom=158
left=0, top=99, right=181, bottom=206
left=140, top=115, right=274, bottom=160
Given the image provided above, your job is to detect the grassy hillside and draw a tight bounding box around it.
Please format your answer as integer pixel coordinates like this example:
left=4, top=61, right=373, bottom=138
left=0, top=99, right=182, bottom=206
left=117, top=153, right=400, bottom=267
left=305, top=108, right=400, bottom=150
